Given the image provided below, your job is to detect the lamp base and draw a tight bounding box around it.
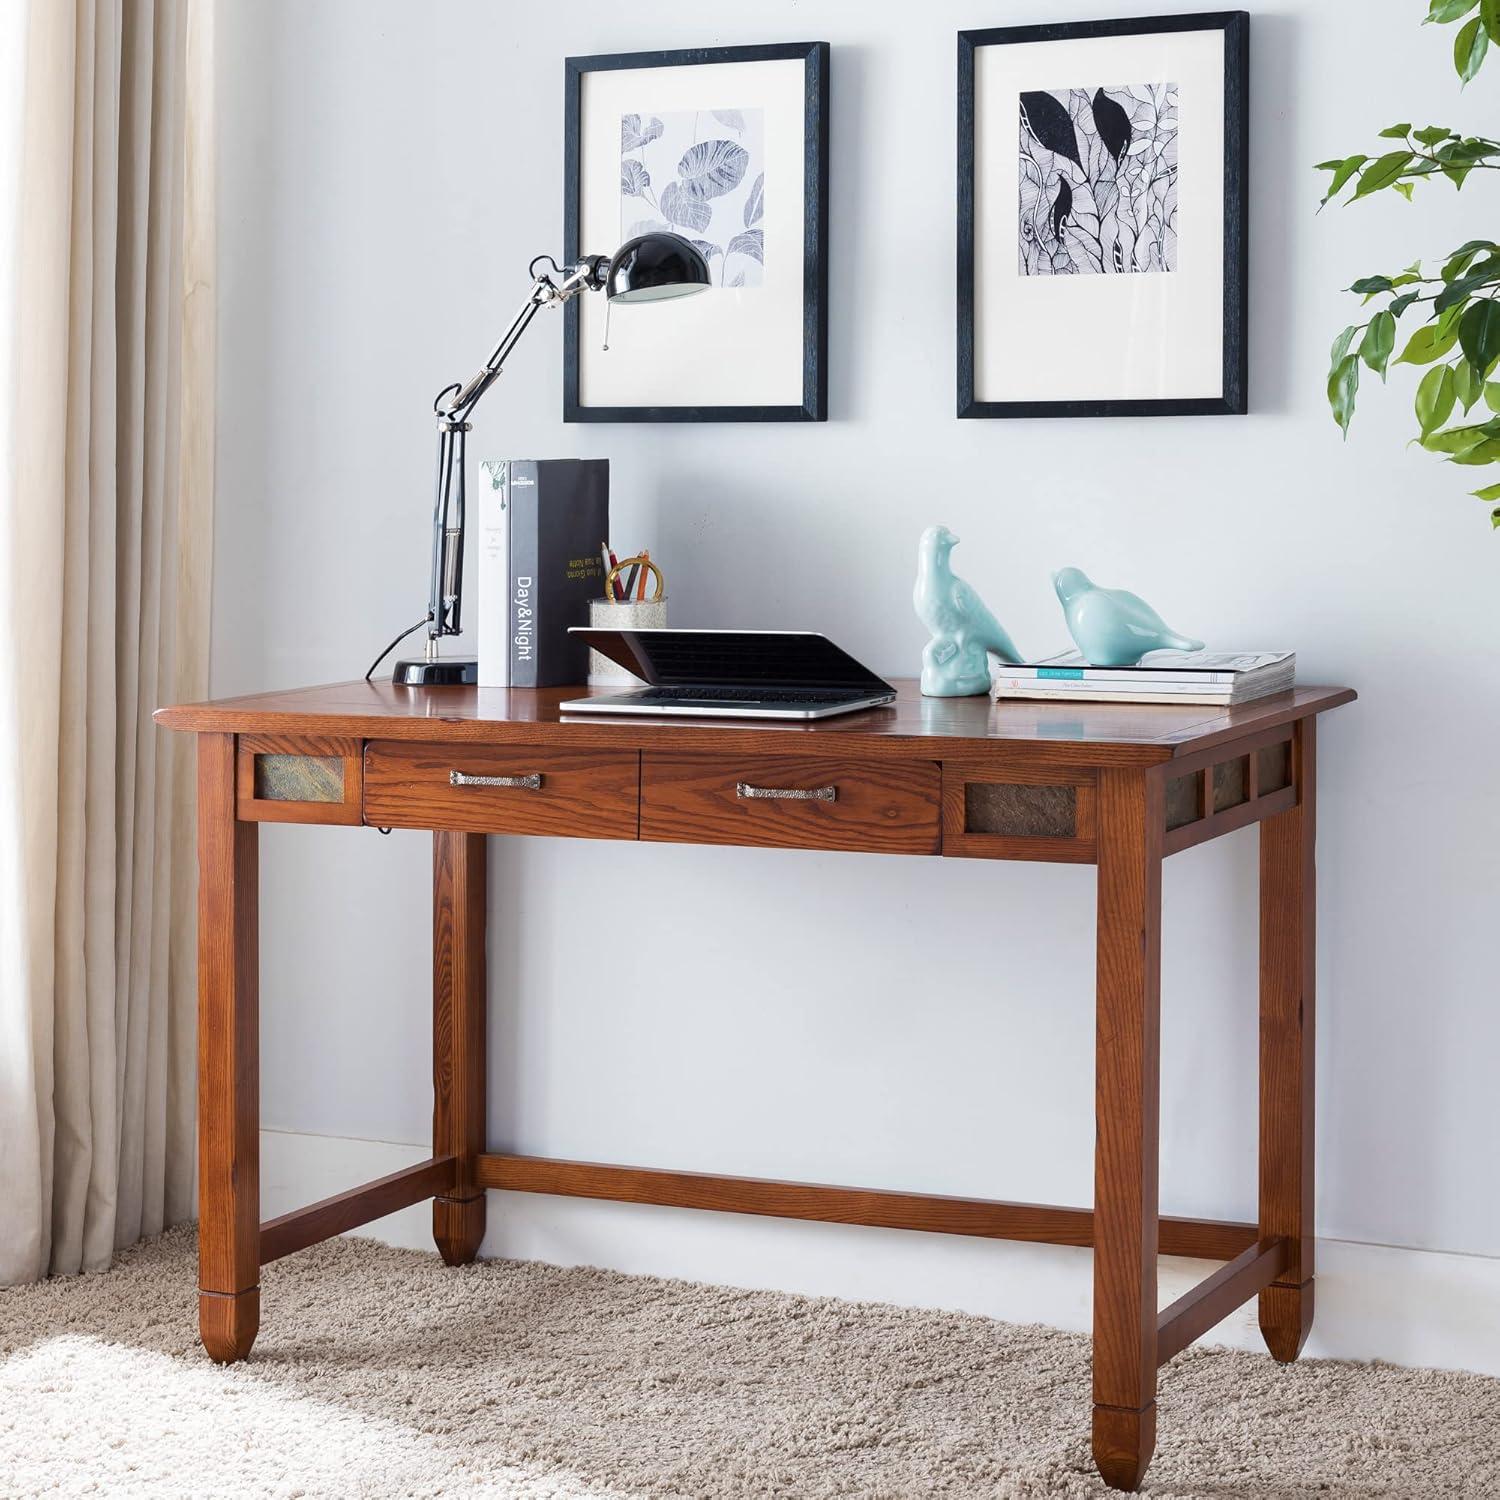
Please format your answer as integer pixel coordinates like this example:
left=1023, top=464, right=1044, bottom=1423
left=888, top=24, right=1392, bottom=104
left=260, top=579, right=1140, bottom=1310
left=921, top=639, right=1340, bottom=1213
left=391, top=656, right=478, bottom=687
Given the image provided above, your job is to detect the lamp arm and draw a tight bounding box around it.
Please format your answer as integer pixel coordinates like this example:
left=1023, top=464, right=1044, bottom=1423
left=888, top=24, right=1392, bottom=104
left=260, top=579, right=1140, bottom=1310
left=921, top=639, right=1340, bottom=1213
left=422, top=256, right=608, bottom=645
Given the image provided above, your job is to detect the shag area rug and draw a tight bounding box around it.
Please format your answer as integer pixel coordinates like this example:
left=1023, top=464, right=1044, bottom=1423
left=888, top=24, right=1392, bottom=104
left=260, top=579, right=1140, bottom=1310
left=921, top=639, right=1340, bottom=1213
left=1, top=1226, right=1496, bottom=1498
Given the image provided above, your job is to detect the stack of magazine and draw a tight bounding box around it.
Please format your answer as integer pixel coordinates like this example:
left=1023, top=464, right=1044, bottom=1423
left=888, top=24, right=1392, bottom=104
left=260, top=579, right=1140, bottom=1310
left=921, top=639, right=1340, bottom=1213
left=989, top=650, right=1295, bottom=707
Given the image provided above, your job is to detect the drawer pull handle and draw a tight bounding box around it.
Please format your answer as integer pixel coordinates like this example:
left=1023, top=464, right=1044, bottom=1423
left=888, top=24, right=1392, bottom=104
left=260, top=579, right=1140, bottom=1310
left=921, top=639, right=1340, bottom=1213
left=449, top=770, right=543, bottom=791
left=736, top=781, right=836, bottom=803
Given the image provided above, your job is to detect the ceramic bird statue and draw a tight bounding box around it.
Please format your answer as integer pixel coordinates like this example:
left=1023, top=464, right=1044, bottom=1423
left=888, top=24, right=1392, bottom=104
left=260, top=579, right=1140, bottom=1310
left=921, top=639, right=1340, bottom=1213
left=914, top=526, right=1023, bottom=696
left=1052, top=567, right=1204, bottom=667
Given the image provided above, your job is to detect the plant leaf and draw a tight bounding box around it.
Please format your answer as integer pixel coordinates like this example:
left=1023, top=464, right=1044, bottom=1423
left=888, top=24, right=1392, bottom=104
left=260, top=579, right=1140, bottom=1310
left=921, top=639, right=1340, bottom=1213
left=1351, top=151, right=1415, bottom=199
left=1416, top=364, right=1457, bottom=434
left=1330, top=325, right=1358, bottom=369
left=1459, top=298, right=1500, bottom=373
left=1396, top=320, right=1462, bottom=364
left=1319, top=154, right=1368, bottom=205
left=1455, top=15, right=1490, bottom=81
left=743, top=172, right=764, bottom=228
left=1391, top=290, right=1423, bottom=316
left=725, top=228, right=763, bottom=264
left=1349, top=275, right=1394, bottom=295
left=1394, top=181, right=1416, bottom=201
left=1359, top=311, right=1397, bottom=379
left=1453, top=357, right=1480, bottom=410
left=1328, top=354, right=1360, bottom=436
left=1426, top=0, right=1478, bottom=20
left=659, top=180, right=712, bottom=232
left=1468, top=480, right=1500, bottom=498
left=711, top=109, right=747, bottom=134
left=1378, top=123, right=1413, bottom=138
left=620, top=114, right=663, bottom=152
left=1020, top=92, right=1082, bottom=166
left=1415, top=124, right=1457, bottom=145
left=1448, top=436, right=1500, bottom=462
left=1484, top=380, right=1500, bottom=411
left=620, top=158, right=651, bottom=197
left=677, top=139, right=749, bottom=200
left=1484, top=0, right=1500, bottom=41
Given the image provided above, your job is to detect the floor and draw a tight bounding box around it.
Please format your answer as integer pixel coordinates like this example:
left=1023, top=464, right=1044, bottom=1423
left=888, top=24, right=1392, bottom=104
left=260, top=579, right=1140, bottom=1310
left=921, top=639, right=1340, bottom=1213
left=1, top=1225, right=1496, bottom=1498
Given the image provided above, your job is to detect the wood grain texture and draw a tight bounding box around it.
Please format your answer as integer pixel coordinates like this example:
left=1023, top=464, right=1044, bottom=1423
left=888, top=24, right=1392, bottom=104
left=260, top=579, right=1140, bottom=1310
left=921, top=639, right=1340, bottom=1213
left=473, top=1154, right=1257, bottom=1259
left=1155, top=1237, right=1289, bottom=1367
left=154, top=680, right=1355, bottom=767
left=366, top=742, right=638, bottom=839
left=1259, top=717, right=1317, bottom=1362
left=1092, top=1403, right=1156, bottom=1494
left=641, top=753, right=940, bottom=854
left=198, top=1290, right=259, bottom=1365
left=236, top=733, right=362, bottom=825
left=259, top=1156, right=457, bottom=1264
left=1092, top=767, right=1163, bottom=1484
left=197, top=734, right=261, bottom=1362
left=433, top=831, right=487, bottom=1266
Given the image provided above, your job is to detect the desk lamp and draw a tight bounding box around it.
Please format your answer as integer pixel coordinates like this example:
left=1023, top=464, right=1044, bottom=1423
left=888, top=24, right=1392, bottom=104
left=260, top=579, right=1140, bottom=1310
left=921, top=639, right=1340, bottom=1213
left=365, top=232, right=711, bottom=686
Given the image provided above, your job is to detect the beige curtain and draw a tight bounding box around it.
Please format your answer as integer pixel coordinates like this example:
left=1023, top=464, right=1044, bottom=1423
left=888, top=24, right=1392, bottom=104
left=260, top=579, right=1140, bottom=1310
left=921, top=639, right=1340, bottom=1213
left=0, top=0, right=214, bottom=1285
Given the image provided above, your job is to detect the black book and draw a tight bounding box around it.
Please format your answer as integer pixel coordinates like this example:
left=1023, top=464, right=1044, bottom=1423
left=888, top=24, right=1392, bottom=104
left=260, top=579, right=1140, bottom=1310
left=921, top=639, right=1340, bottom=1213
left=478, top=458, right=609, bottom=688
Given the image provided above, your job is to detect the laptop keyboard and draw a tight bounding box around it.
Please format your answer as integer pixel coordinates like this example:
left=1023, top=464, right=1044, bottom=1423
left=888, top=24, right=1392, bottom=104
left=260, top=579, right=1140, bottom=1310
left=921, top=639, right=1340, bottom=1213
left=635, top=686, right=870, bottom=705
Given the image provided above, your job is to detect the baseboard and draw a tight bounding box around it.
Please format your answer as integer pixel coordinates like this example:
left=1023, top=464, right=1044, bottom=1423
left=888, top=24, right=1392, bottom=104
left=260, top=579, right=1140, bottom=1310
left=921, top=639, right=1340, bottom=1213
left=259, top=1129, right=1500, bottom=1378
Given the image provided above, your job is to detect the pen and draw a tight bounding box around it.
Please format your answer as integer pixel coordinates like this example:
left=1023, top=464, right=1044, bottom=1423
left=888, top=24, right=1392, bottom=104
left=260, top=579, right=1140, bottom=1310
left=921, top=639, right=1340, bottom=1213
left=607, top=545, right=626, bottom=600
left=637, top=548, right=649, bottom=600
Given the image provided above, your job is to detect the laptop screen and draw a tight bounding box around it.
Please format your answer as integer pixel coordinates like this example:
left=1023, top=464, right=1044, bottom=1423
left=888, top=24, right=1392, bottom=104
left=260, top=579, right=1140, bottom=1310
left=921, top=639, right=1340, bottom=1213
left=569, top=630, right=893, bottom=693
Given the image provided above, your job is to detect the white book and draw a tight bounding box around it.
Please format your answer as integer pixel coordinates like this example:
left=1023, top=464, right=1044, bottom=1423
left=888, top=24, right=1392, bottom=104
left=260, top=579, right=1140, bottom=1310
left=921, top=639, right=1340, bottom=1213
left=476, top=459, right=510, bottom=688
left=998, top=650, right=1294, bottom=686
left=993, top=683, right=1237, bottom=707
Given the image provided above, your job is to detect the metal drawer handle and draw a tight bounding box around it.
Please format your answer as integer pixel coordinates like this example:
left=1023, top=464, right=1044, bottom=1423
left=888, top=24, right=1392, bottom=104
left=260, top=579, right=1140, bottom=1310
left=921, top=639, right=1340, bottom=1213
left=736, top=781, right=836, bottom=802
left=449, top=770, right=543, bottom=791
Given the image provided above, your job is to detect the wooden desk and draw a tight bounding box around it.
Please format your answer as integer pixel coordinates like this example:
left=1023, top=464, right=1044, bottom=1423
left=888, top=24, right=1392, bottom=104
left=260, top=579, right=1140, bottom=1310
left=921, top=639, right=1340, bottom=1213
left=155, top=679, right=1354, bottom=1492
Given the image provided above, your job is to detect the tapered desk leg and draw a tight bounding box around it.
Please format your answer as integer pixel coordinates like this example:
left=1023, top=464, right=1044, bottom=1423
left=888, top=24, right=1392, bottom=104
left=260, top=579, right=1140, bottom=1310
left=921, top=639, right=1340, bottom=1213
left=197, top=734, right=260, bottom=1361
left=1092, top=768, right=1163, bottom=1491
left=1259, top=719, right=1316, bottom=1361
left=433, top=831, right=487, bottom=1264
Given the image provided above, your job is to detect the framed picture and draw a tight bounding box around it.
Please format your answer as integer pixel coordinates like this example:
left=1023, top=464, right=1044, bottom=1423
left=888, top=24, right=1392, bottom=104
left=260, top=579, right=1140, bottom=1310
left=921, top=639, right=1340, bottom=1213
left=957, top=13, right=1248, bottom=418
left=564, top=42, right=829, bottom=422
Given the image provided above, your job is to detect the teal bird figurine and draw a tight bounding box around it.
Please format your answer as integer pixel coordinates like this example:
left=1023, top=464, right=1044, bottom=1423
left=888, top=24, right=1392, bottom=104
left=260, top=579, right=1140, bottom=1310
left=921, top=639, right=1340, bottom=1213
left=914, top=525, right=1023, bottom=696
left=1052, top=567, right=1205, bottom=667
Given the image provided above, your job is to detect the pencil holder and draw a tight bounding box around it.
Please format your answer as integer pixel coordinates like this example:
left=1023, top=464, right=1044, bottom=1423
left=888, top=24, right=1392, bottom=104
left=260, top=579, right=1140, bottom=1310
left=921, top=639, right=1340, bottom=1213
left=588, top=595, right=667, bottom=684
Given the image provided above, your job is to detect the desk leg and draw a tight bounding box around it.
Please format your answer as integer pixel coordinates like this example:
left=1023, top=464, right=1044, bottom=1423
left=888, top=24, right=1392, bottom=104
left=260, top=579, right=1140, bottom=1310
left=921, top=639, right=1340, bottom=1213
left=433, top=831, right=486, bottom=1264
left=197, top=734, right=260, bottom=1362
left=1259, top=719, right=1316, bottom=1361
left=1092, top=768, right=1163, bottom=1491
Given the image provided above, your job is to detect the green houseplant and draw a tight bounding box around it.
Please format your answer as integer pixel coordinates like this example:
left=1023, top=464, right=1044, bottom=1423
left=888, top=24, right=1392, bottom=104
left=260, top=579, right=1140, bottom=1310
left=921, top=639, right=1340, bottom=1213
left=1321, top=0, right=1500, bottom=527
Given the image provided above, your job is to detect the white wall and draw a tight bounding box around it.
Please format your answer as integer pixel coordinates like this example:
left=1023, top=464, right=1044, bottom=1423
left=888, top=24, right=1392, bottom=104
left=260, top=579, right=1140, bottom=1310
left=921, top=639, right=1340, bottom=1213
left=212, top=0, right=1500, bottom=1354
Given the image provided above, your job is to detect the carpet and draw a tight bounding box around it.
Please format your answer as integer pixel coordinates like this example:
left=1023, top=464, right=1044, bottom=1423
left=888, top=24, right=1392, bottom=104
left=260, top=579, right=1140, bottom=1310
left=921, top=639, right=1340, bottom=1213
left=1, top=1226, right=1496, bottom=1498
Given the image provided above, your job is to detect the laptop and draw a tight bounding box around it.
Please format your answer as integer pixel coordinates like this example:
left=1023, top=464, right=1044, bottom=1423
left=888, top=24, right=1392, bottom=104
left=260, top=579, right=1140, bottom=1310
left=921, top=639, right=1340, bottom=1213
left=561, top=629, right=898, bottom=720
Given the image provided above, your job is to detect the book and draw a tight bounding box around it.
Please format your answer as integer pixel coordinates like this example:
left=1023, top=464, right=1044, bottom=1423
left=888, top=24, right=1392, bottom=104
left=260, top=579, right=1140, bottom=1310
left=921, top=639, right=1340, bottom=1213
left=477, top=458, right=609, bottom=688
left=990, top=650, right=1295, bottom=707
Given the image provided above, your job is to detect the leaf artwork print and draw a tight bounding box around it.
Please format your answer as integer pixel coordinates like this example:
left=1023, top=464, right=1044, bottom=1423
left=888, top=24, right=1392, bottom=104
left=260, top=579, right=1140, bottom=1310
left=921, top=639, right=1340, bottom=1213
left=620, top=107, right=765, bottom=287
left=1018, top=83, right=1179, bottom=276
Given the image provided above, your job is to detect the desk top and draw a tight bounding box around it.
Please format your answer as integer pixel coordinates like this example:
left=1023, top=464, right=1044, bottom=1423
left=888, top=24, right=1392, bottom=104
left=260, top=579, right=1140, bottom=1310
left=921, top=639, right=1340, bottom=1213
left=156, top=680, right=1355, bottom=767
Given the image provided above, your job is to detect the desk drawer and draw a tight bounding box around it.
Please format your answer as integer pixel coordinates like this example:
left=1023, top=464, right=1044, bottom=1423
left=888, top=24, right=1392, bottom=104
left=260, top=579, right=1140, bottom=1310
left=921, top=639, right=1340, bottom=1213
left=364, top=741, right=638, bottom=838
left=641, top=753, right=940, bottom=854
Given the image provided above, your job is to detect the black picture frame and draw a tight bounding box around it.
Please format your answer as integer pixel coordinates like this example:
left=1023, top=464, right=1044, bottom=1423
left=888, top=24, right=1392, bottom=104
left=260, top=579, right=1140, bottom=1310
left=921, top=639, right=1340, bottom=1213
left=563, top=41, right=830, bottom=423
left=957, top=12, right=1249, bottom=419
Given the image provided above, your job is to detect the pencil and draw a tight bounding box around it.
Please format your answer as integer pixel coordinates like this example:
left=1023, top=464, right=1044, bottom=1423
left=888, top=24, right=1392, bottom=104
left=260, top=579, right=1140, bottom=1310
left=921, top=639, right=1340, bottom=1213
left=637, top=548, right=649, bottom=600
left=600, top=543, right=613, bottom=599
